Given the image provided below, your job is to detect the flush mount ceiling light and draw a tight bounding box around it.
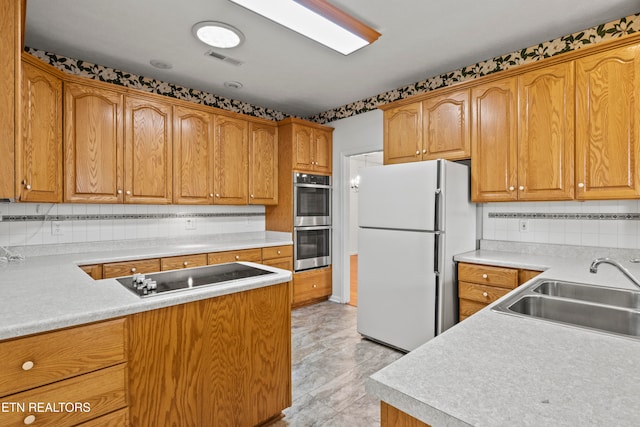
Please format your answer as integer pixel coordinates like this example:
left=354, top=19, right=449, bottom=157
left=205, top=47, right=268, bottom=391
left=228, top=0, right=381, bottom=55
left=192, top=21, right=245, bottom=48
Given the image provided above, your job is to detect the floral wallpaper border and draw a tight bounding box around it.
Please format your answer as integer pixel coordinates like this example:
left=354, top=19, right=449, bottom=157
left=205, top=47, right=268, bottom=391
left=26, top=12, right=639, bottom=125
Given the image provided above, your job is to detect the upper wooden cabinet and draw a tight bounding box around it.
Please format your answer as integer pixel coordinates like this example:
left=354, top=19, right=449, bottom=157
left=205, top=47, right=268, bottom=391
left=517, top=62, right=575, bottom=201
left=172, top=105, right=215, bottom=204
left=576, top=43, right=640, bottom=199
left=64, top=82, right=124, bottom=203
left=382, top=90, right=470, bottom=164
left=290, top=121, right=332, bottom=174
left=18, top=56, right=63, bottom=203
left=214, top=115, right=249, bottom=205
left=124, top=94, right=173, bottom=204
left=471, top=77, right=518, bottom=202
left=249, top=122, right=278, bottom=205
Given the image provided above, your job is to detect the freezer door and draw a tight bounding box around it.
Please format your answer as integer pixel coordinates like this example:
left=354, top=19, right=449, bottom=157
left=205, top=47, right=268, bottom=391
left=356, top=228, right=437, bottom=352
left=358, top=161, right=439, bottom=231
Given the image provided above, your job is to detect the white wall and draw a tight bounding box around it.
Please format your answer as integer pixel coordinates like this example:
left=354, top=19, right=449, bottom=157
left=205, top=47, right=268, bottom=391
left=329, top=109, right=384, bottom=303
left=348, top=153, right=383, bottom=255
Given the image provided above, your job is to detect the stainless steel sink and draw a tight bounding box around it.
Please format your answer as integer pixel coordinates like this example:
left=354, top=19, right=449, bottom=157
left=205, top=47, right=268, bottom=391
left=492, top=278, right=640, bottom=340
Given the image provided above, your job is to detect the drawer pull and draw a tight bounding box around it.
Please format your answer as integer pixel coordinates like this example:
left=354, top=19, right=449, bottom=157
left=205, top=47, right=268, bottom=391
left=22, top=360, right=34, bottom=371
left=183, top=261, right=189, bottom=267
left=235, top=255, right=240, bottom=260
left=24, top=415, right=36, bottom=425
left=312, top=284, right=317, bottom=288
left=277, top=250, right=281, bottom=255
left=482, top=274, right=488, bottom=279
left=131, top=267, right=137, bottom=273
left=482, top=292, right=489, bottom=297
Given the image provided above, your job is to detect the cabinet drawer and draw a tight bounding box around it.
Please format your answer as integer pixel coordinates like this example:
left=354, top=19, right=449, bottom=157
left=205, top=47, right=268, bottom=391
left=207, top=248, right=262, bottom=265
left=459, top=299, right=487, bottom=319
left=458, top=263, right=518, bottom=289
left=0, top=363, right=127, bottom=427
left=0, top=318, right=127, bottom=397
left=161, top=254, right=207, bottom=271
left=262, top=245, right=293, bottom=260
left=519, top=269, right=542, bottom=285
left=293, top=267, right=332, bottom=305
left=458, top=281, right=511, bottom=304
left=103, top=258, right=160, bottom=278
left=76, top=408, right=128, bottom=427
left=79, top=264, right=103, bottom=280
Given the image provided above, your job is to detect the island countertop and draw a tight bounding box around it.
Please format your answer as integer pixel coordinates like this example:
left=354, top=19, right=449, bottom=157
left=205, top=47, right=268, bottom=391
left=366, top=245, right=640, bottom=426
left=0, top=231, right=292, bottom=340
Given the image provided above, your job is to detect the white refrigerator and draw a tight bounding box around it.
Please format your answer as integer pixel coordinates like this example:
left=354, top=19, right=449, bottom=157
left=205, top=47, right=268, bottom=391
left=357, top=160, right=476, bottom=352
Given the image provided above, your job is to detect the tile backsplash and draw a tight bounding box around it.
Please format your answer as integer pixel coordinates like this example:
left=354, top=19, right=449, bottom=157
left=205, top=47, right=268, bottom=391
left=481, top=200, right=640, bottom=249
left=0, top=203, right=265, bottom=247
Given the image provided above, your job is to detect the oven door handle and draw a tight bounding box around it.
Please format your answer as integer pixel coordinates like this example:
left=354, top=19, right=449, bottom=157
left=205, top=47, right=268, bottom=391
left=294, top=225, right=332, bottom=231
left=294, top=183, right=332, bottom=189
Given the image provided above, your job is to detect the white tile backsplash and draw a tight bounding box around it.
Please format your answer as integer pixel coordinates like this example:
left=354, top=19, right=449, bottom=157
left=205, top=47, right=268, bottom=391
left=481, top=200, right=640, bottom=249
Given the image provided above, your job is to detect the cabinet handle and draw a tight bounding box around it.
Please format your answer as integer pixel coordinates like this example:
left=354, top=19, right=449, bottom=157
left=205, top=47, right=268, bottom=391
left=508, top=186, right=515, bottom=192
left=415, top=150, right=420, bottom=155
left=235, top=255, right=240, bottom=260
left=250, top=194, right=254, bottom=198
left=277, top=250, right=281, bottom=255
left=209, top=193, right=214, bottom=198
left=578, top=182, right=585, bottom=188
left=312, top=284, right=317, bottom=288
left=131, top=267, right=137, bottom=273
left=518, top=186, right=524, bottom=191
left=482, top=274, right=488, bottom=279
left=422, top=149, right=427, bottom=154
left=25, top=183, right=31, bottom=190
left=22, top=360, right=34, bottom=371
left=215, top=193, right=220, bottom=198
left=23, top=415, right=36, bottom=425
left=117, top=189, right=123, bottom=194
left=482, top=291, right=489, bottom=297
left=183, top=261, right=189, bottom=267
left=126, top=190, right=131, bottom=195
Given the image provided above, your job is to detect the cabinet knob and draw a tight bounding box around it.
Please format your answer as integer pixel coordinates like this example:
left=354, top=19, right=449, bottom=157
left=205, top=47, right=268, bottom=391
left=482, top=274, right=488, bottom=279
left=578, top=182, right=585, bottom=188
left=518, top=186, right=524, bottom=191
left=22, top=360, right=34, bottom=371
left=482, top=291, right=489, bottom=297
left=209, top=193, right=214, bottom=198
left=312, top=284, right=317, bottom=288
left=131, top=267, right=137, bottom=273
left=25, top=183, right=31, bottom=190
left=415, top=150, right=420, bottom=155
left=23, top=415, right=36, bottom=425
left=215, top=193, right=220, bottom=198
left=277, top=250, right=281, bottom=255
left=126, top=190, right=131, bottom=195
left=422, top=149, right=427, bottom=154
left=250, top=194, right=254, bottom=198
left=508, top=186, right=515, bottom=191
left=117, top=189, right=123, bottom=194
left=183, top=261, right=189, bottom=267
left=235, top=255, right=240, bottom=260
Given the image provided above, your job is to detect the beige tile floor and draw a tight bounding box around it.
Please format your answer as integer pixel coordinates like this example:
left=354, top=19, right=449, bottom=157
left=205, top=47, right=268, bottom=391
left=273, top=301, right=403, bottom=427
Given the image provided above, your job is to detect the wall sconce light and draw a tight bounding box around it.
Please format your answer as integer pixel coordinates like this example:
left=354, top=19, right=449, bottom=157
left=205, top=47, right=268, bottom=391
left=350, top=175, right=360, bottom=192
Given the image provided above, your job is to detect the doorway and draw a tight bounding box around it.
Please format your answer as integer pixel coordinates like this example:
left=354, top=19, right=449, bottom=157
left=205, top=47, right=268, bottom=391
left=346, top=151, right=383, bottom=307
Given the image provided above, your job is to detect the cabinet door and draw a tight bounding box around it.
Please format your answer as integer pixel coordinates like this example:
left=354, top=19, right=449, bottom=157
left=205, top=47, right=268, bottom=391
left=19, top=60, right=63, bottom=202
left=214, top=115, right=248, bottom=204
left=576, top=44, right=640, bottom=199
left=64, top=83, right=124, bottom=203
left=292, top=124, right=315, bottom=172
left=423, top=90, right=470, bottom=160
left=249, top=122, right=278, bottom=205
left=470, top=78, right=518, bottom=202
left=383, top=103, right=422, bottom=164
left=124, top=95, right=172, bottom=204
left=173, top=105, right=214, bottom=204
left=518, top=62, right=575, bottom=201
left=313, top=128, right=332, bottom=174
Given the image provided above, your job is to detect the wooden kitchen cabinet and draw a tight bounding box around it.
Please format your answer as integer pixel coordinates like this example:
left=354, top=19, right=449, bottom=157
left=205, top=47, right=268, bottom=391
left=381, top=402, right=431, bottom=427
left=64, top=81, right=124, bottom=203
left=279, top=118, right=333, bottom=174
left=458, top=262, right=541, bottom=321
left=128, top=282, right=291, bottom=427
left=262, top=245, right=294, bottom=305
left=172, top=104, right=215, bottom=204
left=471, top=77, right=518, bottom=202
left=249, top=121, right=278, bottom=205
left=76, top=408, right=128, bottom=427
left=422, top=89, right=470, bottom=160
left=575, top=43, right=640, bottom=199
left=79, top=263, right=103, bottom=280
left=214, top=114, right=249, bottom=204
left=17, top=55, right=63, bottom=203
left=293, top=266, right=332, bottom=308
left=102, top=258, right=161, bottom=278
left=382, top=102, right=423, bottom=164
left=207, top=248, right=262, bottom=265
left=161, top=253, right=207, bottom=271
left=517, top=62, right=575, bottom=201
left=123, top=94, right=173, bottom=204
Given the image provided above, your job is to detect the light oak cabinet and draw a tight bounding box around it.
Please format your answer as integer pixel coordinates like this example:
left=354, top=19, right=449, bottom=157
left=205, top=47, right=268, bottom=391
left=102, top=258, right=161, bottom=278
left=280, top=118, right=332, bottom=174
left=128, top=282, right=291, bottom=427
left=293, top=266, right=332, bottom=308
left=382, top=103, right=422, bottom=164
left=207, top=248, right=262, bottom=265
left=18, top=55, right=63, bottom=202
left=0, top=318, right=128, bottom=426
left=381, top=402, right=431, bottom=427
left=249, top=122, right=278, bottom=205
left=64, top=82, right=124, bottom=203
left=160, top=253, right=207, bottom=271
left=575, top=43, right=640, bottom=199
left=214, top=115, right=249, bottom=204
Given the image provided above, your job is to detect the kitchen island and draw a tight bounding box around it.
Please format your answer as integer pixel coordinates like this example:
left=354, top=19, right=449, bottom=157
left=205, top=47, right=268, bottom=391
left=367, top=242, right=640, bottom=426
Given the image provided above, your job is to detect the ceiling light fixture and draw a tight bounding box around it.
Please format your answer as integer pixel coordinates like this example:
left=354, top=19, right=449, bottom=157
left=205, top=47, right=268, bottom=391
left=192, top=21, right=245, bottom=48
left=228, top=0, right=380, bottom=55
left=149, top=59, right=173, bottom=70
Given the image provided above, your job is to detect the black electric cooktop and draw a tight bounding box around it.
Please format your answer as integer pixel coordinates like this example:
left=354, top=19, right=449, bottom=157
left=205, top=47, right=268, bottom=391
left=116, top=262, right=274, bottom=297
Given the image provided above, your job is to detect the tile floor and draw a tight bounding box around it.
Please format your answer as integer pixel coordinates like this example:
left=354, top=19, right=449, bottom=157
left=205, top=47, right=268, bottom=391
left=273, top=301, right=404, bottom=427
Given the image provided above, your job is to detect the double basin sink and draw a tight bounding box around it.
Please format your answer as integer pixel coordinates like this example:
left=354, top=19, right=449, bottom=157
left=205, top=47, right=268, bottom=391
left=492, top=279, right=640, bottom=340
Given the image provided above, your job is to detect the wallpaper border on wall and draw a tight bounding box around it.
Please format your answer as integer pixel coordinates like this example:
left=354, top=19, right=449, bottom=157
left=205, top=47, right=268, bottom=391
left=1, top=212, right=264, bottom=223
left=308, top=13, right=640, bottom=124
left=489, top=212, right=640, bottom=221
left=25, top=47, right=290, bottom=122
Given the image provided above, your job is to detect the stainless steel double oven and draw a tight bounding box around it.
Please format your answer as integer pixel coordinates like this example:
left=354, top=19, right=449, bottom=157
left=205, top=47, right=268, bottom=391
left=293, top=173, right=331, bottom=272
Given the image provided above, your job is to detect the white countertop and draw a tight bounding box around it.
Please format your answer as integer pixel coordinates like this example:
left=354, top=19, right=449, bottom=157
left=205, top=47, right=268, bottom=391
left=0, top=231, right=292, bottom=340
left=367, top=244, right=640, bottom=426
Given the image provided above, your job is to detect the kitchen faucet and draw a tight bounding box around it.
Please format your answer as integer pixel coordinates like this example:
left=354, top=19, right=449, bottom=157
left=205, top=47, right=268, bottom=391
left=589, top=257, right=640, bottom=289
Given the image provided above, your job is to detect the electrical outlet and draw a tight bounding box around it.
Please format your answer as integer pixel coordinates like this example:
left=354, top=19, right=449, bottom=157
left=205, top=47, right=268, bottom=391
left=185, top=218, right=196, bottom=230
left=519, top=219, right=529, bottom=232
left=51, top=221, right=64, bottom=236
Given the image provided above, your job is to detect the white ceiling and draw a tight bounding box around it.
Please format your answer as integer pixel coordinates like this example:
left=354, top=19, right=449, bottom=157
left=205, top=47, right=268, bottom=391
left=25, top=0, right=640, bottom=119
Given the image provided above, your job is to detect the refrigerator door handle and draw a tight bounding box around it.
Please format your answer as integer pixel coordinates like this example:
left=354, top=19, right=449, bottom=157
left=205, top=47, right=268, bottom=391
left=434, top=188, right=442, bottom=231
left=433, top=234, right=440, bottom=275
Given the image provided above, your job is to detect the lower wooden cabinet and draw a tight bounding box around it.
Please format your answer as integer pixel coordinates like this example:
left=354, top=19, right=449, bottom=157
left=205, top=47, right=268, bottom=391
left=160, top=253, right=207, bottom=270
left=76, top=408, right=128, bottom=427
left=128, top=282, right=291, bottom=427
left=381, top=402, right=431, bottom=427
left=207, top=248, right=262, bottom=264
left=293, top=266, right=332, bottom=308
left=458, top=262, right=541, bottom=321
left=102, top=258, right=161, bottom=278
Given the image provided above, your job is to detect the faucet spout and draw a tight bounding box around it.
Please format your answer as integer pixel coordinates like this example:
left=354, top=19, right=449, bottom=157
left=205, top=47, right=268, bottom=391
left=589, top=257, right=640, bottom=289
